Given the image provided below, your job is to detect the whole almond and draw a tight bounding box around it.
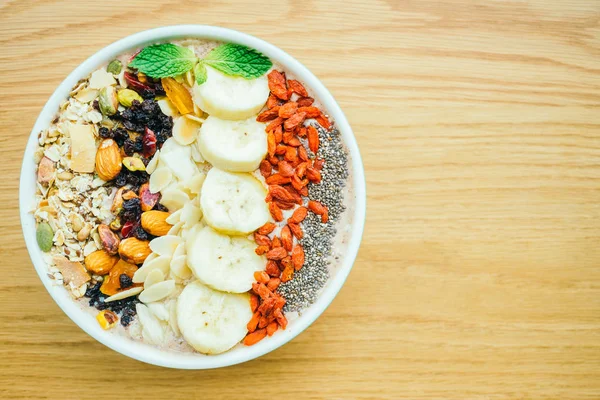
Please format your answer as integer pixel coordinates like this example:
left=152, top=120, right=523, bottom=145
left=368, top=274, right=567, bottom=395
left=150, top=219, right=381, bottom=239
left=84, top=250, right=119, bottom=275
left=141, top=211, right=172, bottom=236
left=98, top=224, right=120, bottom=255
left=118, top=237, right=151, bottom=264
left=95, top=139, right=122, bottom=181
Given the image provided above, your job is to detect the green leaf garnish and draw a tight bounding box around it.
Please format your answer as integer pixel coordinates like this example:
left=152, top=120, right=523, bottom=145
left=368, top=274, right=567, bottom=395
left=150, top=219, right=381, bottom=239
left=204, top=43, right=272, bottom=79
left=129, top=44, right=197, bottom=78
left=194, top=62, right=207, bottom=85
left=128, top=42, right=272, bottom=84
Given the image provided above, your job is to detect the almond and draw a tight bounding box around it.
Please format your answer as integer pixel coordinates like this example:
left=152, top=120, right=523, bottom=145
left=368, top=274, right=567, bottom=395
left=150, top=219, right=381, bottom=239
left=141, top=211, right=172, bottom=236
left=84, top=250, right=119, bottom=275
left=98, top=224, right=120, bottom=255
left=118, top=237, right=151, bottom=264
left=95, top=139, right=122, bottom=181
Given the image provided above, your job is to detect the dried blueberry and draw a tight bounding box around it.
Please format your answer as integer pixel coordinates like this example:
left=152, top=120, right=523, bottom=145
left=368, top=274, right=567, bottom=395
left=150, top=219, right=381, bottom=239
left=85, top=281, right=102, bottom=298
left=115, top=170, right=128, bottom=187
left=133, top=224, right=151, bottom=241
left=119, top=274, right=133, bottom=289
left=99, top=127, right=112, bottom=139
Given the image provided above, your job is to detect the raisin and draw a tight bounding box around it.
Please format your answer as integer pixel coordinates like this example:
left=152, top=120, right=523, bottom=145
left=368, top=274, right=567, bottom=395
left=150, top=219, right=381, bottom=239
left=99, top=127, right=112, bottom=139
left=115, top=170, right=127, bottom=187
left=123, top=138, right=136, bottom=156
left=133, top=224, right=151, bottom=241
left=85, top=281, right=102, bottom=298
left=112, top=128, right=129, bottom=146
left=119, top=274, right=133, bottom=289
left=153, top=203, right=168, bottom=212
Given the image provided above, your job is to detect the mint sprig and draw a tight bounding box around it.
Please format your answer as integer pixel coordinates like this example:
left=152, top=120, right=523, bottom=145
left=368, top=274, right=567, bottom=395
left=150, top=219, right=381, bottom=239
left=128, top=43, right=272, bottom=84
left=129, top=44, right=197, bottom=78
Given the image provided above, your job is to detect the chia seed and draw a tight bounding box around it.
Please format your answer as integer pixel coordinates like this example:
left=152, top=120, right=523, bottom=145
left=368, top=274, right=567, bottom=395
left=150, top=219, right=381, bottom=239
left=277, top=125, right=349, bottom=312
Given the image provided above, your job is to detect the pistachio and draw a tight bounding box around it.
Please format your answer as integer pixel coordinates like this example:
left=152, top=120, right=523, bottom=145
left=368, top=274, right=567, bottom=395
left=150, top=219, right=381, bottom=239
left=117, top=89, right=143, bottom=108
left=123, top=157, right=146, bottom=172
left=98, top=86, right=118, bottom=116
left=36, top=222, right=54, bottom=252
left=106, top=59, right=122, bottom=75
left=98, top=224, right=120, bottom=255
left=109, top=218, right=122, bottom=231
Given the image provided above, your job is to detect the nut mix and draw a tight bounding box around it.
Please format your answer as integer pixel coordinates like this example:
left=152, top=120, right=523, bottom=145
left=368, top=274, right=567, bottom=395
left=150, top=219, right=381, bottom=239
left=31, top=39, right=348, bottom=355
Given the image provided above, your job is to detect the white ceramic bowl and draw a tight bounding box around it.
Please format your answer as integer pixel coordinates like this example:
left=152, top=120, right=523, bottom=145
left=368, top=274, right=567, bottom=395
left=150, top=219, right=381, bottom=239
left=20, top=25, right=366, bottom=369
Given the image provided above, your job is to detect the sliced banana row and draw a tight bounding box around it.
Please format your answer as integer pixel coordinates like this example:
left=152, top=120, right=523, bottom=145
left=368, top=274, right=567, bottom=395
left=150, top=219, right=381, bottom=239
left=136, top=66, right=273, bottom=354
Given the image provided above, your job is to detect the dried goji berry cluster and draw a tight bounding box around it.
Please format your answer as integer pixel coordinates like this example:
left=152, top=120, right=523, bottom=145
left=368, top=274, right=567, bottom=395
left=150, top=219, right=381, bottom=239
left=243, top=71, right=333, bottom=345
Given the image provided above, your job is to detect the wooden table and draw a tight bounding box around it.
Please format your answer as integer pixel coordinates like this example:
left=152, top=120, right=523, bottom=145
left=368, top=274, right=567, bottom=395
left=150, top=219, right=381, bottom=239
left=1, top=1, right=599, bottom=399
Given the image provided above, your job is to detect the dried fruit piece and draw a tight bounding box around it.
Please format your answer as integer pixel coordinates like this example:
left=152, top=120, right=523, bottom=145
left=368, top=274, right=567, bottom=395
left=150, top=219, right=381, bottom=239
left=255, top=245, right=269, bottom=255
left=250, top=294, right=259, bottom=312
left=321, top=211, right=329, bottom=223
left=267, top=277, right=281, bottom=292
left=280, top=225, right=293, bottom=252
left=96, top=310, right=118, bottom=330
left=278, top=102, right=298, bottom=119
left=247, top=312, right=260, bottom=332
left=141, top=210, right=172, bottom=236
left=161, top=77, right=194, bottom=114
left=289, top=207, right=308, bottom=224
left=275, top=144, right=287, bottom=156
left=283, top=112, right=306, bottom=131
left=306, top=167, right=322, bottom=183
left=269, top=202, right=283, bottom=222
left=254, top=271, right=270, bottom=284
left=287, top=80, right=308, bottom=97
left=275, top=309, right=288, bottom=329
left=277, top=161, right=294, bottom=177
left=297, top=97, right=314, bottom=107
left=254, top=233, right=272, bottom=247
left=118, top=237, right=151, bottom=264
left=266, top=321, right=278, bottom=336
left=308, top=200, right=328, bottom=216
left=257, top=222, right=276, bottom=235
left=265, top=173, right=291, bottom=185
left=98, top=224, right=120, bottom=255
left=265, top=260, right=280, bottom=277
left=84, top=250, right=118, bottom=275
left=37, top=156, right=55, bottom=185
left=36, top=222, right=53, bottom=252
left=307, top=126, right=319, bottom=154
left=297, top=106, right=321, bottom=118
left=296, top=162, right=308, bottom=178
left=273, top=124, right=283, bottom=143
left=139, top=183, right=160, bottom=211
left=286, top=137, right=301, bottom=147
left=284, top=146, right=298, bottom=163
left=267, top=132, right=276, bottom=157
left=259, top=160, right=272, bottom=178
left=267, top=94, right=282, bottom=109
left=266, top=116, right=284, bottom=132
left=316, top=113, right=331, bottom=130
left=291, top=245, right=305, bottom=270
left=313, top=158, right=325, bottom=171
left=288, top=222, right=303, bottom=239
left=280, top=265, right=294, bottom=282
left=269, top=185, right=296, bottom=203
left=290, top=174, right=308, bottom=192
left=267, top=70, right=288, bottom=100
left=100, top=259, right=138, bottom=296
left=243, top=328, right=267, bottom=346
left=274, top=200, right=295, bottom=210
left=142, top=127, right=157, bottom=158
left=257, top=107, right=281, bottom=122
left=283, top=185, right=302, bottom=204
left=266, top=247, right=287, bottom=260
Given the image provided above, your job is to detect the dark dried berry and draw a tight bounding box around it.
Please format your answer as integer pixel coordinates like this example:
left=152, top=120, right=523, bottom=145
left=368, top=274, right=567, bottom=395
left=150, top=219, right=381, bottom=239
left=123, top=197, right=141, bottom=212
left=85, top=281, right=102, bottom=298
left=115, top=170, right=128, bottom=187
left=133, top=224, right=151, bottom=241
left=90, top=295, right=108, bottom=310
left=153, top=203, right=169, bottom=212
left=98, top=127, right=112, bottom=139
left=119, top=274, right=133, bottom=289
left=123, top=138, right=136, bottom=156
left=112, top=128, right=129, bottom=146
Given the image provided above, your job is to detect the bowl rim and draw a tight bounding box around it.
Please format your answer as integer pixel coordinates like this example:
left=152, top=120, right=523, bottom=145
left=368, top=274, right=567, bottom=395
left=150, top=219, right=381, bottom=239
left=19, top=25, right=366, bottom=369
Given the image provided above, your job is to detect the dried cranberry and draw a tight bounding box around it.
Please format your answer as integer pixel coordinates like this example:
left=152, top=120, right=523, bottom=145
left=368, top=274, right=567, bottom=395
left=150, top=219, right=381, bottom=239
left=124, top=72, right=153, bottom=94
left=121, top=221, right=135, bottom=238
left=142, top=127, right=157, bottom=157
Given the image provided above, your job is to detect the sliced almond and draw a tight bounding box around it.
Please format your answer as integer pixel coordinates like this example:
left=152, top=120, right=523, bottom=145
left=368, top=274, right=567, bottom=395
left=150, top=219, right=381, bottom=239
left=180, top=203, right=202, bottom=228
left=136, top=304, right=165, bottom=345
left=157, top=98, right=180, bottom=117
left=168, top=220, right=184, bottom=236
left=145, top=150, right=160, bottom=175
left=160, top=187, right=189, bottom=211
left=168, top=301, right=180, bottom=336
left=170, top=255, right=192, bottom=280
left=173, top=242, right=186, bottom=259
left=172, top=116, right=200, bottom=145
left=104, top=286, right=143, bottom=302
left=183, top=173, right=206, bottom=195
left=149, top=167, right=173, bottom=194
left=147, top=302, right=170, bottom=321
left=144, top=268, right=165, bottom=289
left=139, top=280, right=176, bottom=303
left=149, top=235, right=182, bottom=257
left=89, top=69, right=117, bottom=89
left=132, top=255, right=171, bottom=283
left=69, top=123, right=97, bottom=173
left=165, top=209, right=183, bottom=224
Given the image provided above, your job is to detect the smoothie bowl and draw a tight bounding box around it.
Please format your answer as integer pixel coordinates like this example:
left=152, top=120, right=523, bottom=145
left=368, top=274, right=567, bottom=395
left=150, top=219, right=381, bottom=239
left=20, top=26, right=365, bottom=369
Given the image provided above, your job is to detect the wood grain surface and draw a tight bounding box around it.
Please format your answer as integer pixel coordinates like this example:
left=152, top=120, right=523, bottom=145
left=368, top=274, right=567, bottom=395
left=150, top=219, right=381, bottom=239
left=1, top=0, right=599, bottom=399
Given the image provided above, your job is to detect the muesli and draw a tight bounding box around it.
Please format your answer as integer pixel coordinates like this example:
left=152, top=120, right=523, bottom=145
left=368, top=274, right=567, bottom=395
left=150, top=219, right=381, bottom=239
left=32, top=40, right=350, bottom=354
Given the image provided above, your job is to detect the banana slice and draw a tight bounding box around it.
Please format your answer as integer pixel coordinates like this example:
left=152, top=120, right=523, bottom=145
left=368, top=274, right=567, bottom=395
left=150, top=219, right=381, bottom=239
left=198, top=116, right=267, bottom=172
left=177, top=280, right=252, bottom=354
left=192, top=66, right=269, bottom=121
left=200, top=167, right=270, bottom=235
left=188, top=226, right=265, bottom=293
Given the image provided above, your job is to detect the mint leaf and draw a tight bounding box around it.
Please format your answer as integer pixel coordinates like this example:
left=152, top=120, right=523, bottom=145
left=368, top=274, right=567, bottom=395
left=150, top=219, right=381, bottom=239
left=204, top=43, right=272, bottom=79
left=194, top=62, right=207, bottom=85
left=129, top=44, right=197, bottom=78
